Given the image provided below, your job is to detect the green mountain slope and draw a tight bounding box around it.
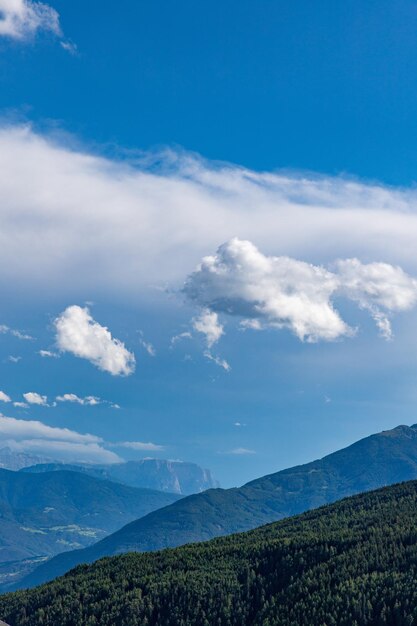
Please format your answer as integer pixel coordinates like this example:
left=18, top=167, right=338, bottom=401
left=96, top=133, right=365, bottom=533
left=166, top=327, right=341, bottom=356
left=0, top=469, right=180, bottom=587
left=2, top=480, right=417, bottom=625
left=21, top=423, right=417, bottom=589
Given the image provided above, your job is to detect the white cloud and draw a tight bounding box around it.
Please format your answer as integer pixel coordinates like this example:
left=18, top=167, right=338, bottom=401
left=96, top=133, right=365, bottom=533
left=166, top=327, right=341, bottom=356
left=117, top=441, right=165, bottom=452
left=23, top=391, right=48, bottom=406
left=239, top=319, right=262, bottom=331
left=0, top=324, right=32, bottom=340
left=6, top=439, right=120, bottom=464
left=54, top=305, right=136, bottom=376
left=335, top=258, right=417, bottom=340
left=229, top=447, right=256, bottom=455
left=38, top=349, right=59, bottom=358
left=56, top=393, right=99, bottom=406
left=204, top=350, right=231, bottom=372
left=192, top=309, right=224, bottom=347
left=7, top=355, right=21, bottom=363
left=56, top=393, right=118, bottom=408
left=60, top=39, right=77, bottom=54
left=0, top=0, right=61, bottom=40
left=13, top=401, right=28, bottom=408
left=138, top=333, right=156, bottom=357
left=184, top=239, right=417, bottom=343
left=3, top=124, right=417, bottom=303
left=170, top=331, right=192, bottom=347
left=141, top=341, right=156, bottom=356
left=185, top=239, right=351, bottom=342
left=0, top=414, right=121, bottom=464
left=0, top=391, right=11, bottom=403
left=0, top=414, right=100, bottom=443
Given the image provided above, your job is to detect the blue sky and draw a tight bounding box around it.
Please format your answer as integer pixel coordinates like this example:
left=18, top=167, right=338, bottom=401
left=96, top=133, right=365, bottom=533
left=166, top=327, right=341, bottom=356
left=1, top=1, right=417, bottom=487
left=4, top=0, right=417, bottom=183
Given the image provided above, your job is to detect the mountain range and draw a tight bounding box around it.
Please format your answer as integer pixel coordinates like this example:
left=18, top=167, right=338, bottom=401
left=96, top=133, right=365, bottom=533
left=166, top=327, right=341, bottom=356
left=0, top=448, right=53, bottom=471
left=0, top=469, right=180, bottom=587
left=18, top=422, right=417, bottom=590
left=21, top=458, right=219, bottom=495
left=2, top=479, right=417, bottom=625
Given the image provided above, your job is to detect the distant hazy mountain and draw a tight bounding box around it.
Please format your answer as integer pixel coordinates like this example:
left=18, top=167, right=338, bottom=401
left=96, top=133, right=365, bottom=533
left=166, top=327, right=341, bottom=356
left=3, top=480, right=417, bottom=625
left=21, top=423, right=417, bottom=590
left=0, top=469, right=180, bottom=588
left=22, top=459, right=220, bottom=495
left=0, top=448, right=52, bottom=471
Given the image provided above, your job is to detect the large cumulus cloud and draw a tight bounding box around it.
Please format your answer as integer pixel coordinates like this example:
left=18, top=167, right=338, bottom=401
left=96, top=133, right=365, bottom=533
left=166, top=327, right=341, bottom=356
left=184, top=239, right=417, bottom=343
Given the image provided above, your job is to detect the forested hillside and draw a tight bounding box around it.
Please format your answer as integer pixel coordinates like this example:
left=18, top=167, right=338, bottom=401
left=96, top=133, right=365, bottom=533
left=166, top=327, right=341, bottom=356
left=2, top=480, right=417, bottom=625
left=21, top=423, right=417, bottom=589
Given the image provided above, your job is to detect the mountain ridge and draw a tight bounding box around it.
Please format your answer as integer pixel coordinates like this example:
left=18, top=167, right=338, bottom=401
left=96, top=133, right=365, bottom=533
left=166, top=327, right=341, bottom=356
left=19, top=422, right=417, bottom=590
left=2, top=479, right=417, bottom=625
left=0, top=469, right=181, bottom=587
left=21, top=458, right=219, bottom=495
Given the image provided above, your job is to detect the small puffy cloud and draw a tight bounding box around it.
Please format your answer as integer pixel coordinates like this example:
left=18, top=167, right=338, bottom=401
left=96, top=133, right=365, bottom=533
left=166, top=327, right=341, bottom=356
left=184, top=238, right=417, bottom=343
left=0, top=324, right=32, bottom=340
left=0, top=414, right=121, bottom=464
left=23, top=391, right=48, bottom=406
left=229, top=447, right=256, bottom=455
left=38, top=349, right=59, bottom=358
left=8, top=355, right=22, bottom=363
left=117, top=441, right=165, bottom=452
left=13, top=401, right=28, bottom=408
left=192, top=309, right=224, bottom=347
left=0, top=391, right=11, bottom=403
left=0, top=0, right=61, bottom=40
left=55, top=305, right=136, bottom=376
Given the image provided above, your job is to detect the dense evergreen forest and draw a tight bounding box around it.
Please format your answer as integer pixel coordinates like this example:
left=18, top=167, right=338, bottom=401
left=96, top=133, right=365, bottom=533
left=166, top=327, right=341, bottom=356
left=2, top=480, right=417, bottom=625
left=22, top=423, right=417, bottom=591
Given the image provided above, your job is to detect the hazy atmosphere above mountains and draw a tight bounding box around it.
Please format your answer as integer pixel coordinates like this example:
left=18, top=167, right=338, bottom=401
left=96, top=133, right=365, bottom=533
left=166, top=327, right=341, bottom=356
left=2, top=0, right=417, bottom=487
